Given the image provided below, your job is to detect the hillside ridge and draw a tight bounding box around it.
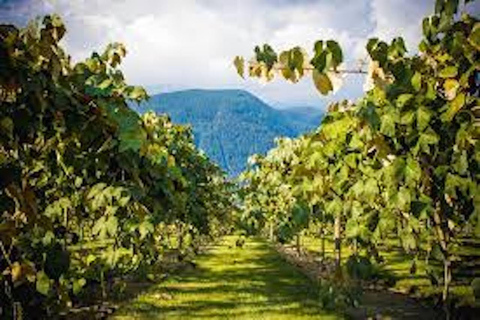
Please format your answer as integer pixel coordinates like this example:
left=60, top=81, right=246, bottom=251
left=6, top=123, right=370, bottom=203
left=133, top=89, right=323, bottom=175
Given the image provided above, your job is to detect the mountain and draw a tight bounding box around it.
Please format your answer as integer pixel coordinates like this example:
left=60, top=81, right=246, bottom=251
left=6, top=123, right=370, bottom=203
left=133, top=89, right=323, bottom=176
left=279, top=106, right=325, bottom=132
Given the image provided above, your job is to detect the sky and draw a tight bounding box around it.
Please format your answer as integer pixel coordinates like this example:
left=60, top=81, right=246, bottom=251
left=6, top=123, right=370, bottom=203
left=1, top=0, right=479, bottom=109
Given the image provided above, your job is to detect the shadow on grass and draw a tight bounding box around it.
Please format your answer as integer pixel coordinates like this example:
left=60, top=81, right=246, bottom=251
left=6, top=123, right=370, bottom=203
left=115, top=237, right=337, bottom=319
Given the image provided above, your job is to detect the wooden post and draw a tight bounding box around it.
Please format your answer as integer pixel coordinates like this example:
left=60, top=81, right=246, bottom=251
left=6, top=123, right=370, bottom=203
left=320, top=224, right=325, bottom=259
left=334, top=215, right=341, bottom=271
left=296, top=232, right=301, bottom=254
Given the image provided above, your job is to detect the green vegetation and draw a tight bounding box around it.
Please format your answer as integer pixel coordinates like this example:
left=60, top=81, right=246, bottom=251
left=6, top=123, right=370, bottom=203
left=1, top=0, right=480, bottom=319
left=0, top=16, right=233, bottom=318
left=134, top=89, right=323, bottom=176
left=236, top=0, right=480, bottom=317
left=114, top=236, right=340, bottom=320
left=300, top=235, right=479, bottom=306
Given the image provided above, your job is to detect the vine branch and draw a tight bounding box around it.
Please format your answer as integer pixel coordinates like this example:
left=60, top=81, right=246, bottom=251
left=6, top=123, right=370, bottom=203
left=265, top=65, right=367, bottom=74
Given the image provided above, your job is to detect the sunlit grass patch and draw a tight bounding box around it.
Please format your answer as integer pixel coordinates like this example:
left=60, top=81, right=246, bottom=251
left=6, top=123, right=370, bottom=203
left=113, top=236, right=342, bottom=319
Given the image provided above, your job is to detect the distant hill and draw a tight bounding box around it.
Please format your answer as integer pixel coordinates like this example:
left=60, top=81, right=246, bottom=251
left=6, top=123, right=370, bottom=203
left=133, top=89, right=323, bottom=176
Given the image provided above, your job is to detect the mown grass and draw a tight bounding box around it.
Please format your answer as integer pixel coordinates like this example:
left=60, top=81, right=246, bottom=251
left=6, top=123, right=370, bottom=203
left=113, top=236, right=342, bottom=319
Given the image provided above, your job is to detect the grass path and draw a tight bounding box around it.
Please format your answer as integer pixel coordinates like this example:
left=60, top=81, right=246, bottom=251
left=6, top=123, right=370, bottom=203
left=113, top=236, right=341, bottom=319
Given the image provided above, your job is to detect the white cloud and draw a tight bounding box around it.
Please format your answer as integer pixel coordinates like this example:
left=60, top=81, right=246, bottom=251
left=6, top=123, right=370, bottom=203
left=368, top=0, right=432, bottom=51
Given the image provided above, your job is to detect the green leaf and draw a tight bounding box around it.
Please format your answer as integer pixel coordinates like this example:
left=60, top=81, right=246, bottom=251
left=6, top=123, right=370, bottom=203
left=312, top=70, right=333, bottom=95
left=444, top=0, right=460, bottom=16
left=438, top=66, right=458, bottom=78
left=98, top=78, right=112, bottom=90
left=380, top=114, right=396, bottom=137
left=345, top=218, right=359, bottom=238
left=86, top=254, right=96, bottom=265
left=73, top=278, right=86, bottom=295
left=442, top=92, right=465, bottom=121
left=74, top=176, right=83, bottom=188
left=118, top=196, right=130, bottom=207
left=426, top=81, right=437, bottom=100
left=42, top=231, right=55, bottom=246
left=0, top=117, right=13, bottom=138
left=405, top=156, right=422, bottom=185
left=344, top=153, right=358, bottom=169
left=417, top=106, right=432, bottom=131
left=411, top=72, right=422, bottom=92
left=92, top=216, right=106, bottom=238
left=291, top=202, right=309, bottom=228
left=364, top=178, right=379, bottom=201
left=397, top=187, right=412, bottom=211
left=87, top=183, right=107, bottom=200
left=128, top=86, right=147, bottom=101
left=119, top=128, right=146, bottom=152
left=419, top=40, right=428, bottom=52
left=416, top=128, right=439, bottom=154
left=36, top=271, right=51, bottom=296
left=389, top=37, right=407, bottom=58
left=468, top=23, right=480, bottom=51
left=139, top=219, right=154, bottom=239
left=360, top=103, right=381, bottom=130
left=400, top=111, right=415, bottom=125
left=366, top=38, right=379, bottom=55
left=255, top=44, right=278, bottom=70
left=314, top=40, right=324, bottom=55
left=422, top=17, right=432, bottom=39
left=105, top=215, right=118, bottom=236
left=452, top=151, right=468, bottom=175
left=279, top=51, right=294, bottom=81
left=326, top=40, right=343, bottom=67
left=445, top=173, right=460, bottom=198
left=431, top=243, right=445, bottom=261
left=402, top=233, right=416, bottom=251
left=396, top=94, right=414, bottom=108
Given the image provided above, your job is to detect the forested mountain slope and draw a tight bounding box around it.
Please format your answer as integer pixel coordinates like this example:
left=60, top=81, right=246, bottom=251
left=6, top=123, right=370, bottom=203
left=134, top=89, right=324, bottom=175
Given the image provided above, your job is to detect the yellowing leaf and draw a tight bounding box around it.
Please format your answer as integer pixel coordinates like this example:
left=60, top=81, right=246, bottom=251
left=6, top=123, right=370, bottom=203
left=233, top=56, right=245, bottom=79
left=11, top=262, right=22, bottom=282
left=443, top=79, right=459, bottom=100
left=327, top=71, right=344, bottom=93
left=312, top=70, right=333, bottom=95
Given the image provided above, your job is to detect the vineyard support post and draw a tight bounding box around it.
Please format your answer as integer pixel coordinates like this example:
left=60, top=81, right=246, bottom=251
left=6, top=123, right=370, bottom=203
left=296, top=232, right=301, bottom=254
left=319, top=224, right=325, bottom=260
left=334, top=215, right=341, bottom=271
left=269, top=220, right=274, bottom=242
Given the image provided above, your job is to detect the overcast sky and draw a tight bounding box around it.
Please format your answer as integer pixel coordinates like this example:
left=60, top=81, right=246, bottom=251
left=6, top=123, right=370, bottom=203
left=1, top=0, right=479, bottom=108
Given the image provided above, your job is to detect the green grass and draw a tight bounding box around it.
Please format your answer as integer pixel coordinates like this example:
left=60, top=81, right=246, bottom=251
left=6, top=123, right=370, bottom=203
left=301, top=235, right=478, bottom=306
left=113, top=236, right=342, bottom=319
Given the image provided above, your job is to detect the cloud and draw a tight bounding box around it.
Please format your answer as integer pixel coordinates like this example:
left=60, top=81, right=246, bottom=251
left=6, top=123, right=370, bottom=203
left=0, top=0, right=52, bottom=25
left=368, top=0, right=432, bottom=51
left=0, top=0, right=457, bottom=107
